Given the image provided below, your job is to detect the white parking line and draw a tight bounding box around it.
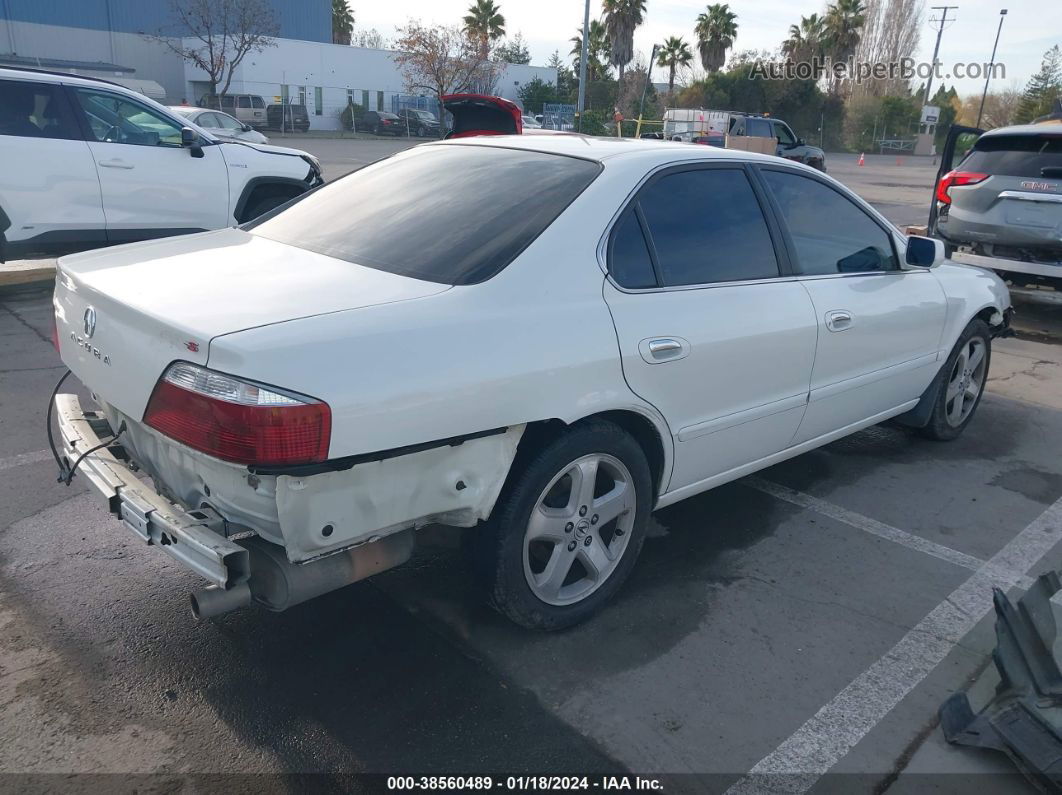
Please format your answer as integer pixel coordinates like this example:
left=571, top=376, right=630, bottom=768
left=725, top=494, right=1062, bottom=795
left=0, top=449, right=52, bottom=472
left=745, top=476, right=1037, bottom=590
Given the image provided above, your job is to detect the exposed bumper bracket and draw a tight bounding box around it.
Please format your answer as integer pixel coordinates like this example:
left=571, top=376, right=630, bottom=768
left=56, top=393, right=249, bottom=588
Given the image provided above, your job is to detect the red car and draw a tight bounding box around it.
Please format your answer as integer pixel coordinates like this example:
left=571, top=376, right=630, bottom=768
left=442, top=93, right=523, bottom=138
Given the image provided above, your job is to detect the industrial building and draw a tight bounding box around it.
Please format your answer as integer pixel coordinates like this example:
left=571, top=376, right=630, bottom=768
left=0, top=0, right=556, bottom=128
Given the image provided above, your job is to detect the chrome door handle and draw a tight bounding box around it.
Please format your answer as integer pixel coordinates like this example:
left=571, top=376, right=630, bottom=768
left=825, top=310, right=853, bottom=332
left=648, top=339, right=682, bottom=355
left=98, top=159, right=134, bottom=169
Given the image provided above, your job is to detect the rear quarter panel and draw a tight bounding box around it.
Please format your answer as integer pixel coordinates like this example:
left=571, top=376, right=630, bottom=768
left=205, top=161, right=673, bottom=468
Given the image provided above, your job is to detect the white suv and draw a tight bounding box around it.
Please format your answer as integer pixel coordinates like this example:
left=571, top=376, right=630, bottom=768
left=0, top=67, right=323, bottom=261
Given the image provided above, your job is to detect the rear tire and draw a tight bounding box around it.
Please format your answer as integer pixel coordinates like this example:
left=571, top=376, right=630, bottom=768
left=476, top=420, right=652, bottom=630
left=918, top=319, right=991, bottom=441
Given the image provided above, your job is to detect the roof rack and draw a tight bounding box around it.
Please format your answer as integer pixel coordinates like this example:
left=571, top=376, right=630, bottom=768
left=0, top=64, right=126, bottom=91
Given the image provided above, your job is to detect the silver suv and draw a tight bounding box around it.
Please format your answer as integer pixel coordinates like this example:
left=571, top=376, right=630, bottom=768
left=935, top=124, right=1062, bottom=263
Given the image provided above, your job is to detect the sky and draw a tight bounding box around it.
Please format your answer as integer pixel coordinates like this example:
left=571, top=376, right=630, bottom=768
left=350, top=0, right=1059, bottom=98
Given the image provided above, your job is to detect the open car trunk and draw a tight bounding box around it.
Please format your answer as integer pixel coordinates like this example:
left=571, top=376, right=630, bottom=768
left=443, top=94, right=522, bottom=139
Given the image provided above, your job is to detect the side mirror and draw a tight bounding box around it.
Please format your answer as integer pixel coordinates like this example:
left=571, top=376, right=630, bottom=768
left=242, top=124, right=252, bottom=132
left=796, top=138, right=805, bottom=146
left=180, top=126, right=204, bottom=158
left=905, top=235, right=945, bottom=268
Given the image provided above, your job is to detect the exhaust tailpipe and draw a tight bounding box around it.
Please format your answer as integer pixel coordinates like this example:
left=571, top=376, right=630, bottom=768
left=190, top=581, right=252, bottom=619
left=189, top=530, right=413, bottom=619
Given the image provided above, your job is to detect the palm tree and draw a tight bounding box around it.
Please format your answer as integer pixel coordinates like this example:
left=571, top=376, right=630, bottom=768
left=331, top=0, right=354, bottom=45
left=824, top=0, right=866, bottom=92
left=656, top=36, right=693, bottom=94
left=602, top=0, right=647, bottom=85
left=694, top=4, right=738, bottom=73
left=570, top=20, right=611, bottom=82
left=463, top=0, right=506, bottom=59
left=781, top=13, right=826, bottom=65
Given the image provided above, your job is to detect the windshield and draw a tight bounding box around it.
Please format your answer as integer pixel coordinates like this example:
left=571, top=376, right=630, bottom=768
left=249, top=145, right=601, bottom=285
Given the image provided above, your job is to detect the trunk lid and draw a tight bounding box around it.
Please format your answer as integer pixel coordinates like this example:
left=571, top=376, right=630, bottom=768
left=443, top=94, right=522, bottom=139
left=55, top=228, right=449, bottom=419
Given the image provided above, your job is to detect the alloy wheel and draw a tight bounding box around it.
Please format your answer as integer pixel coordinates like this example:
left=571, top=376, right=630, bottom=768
left=522, top=454, right=636, bottom=606
left=945, top=337, right=986, bottom=427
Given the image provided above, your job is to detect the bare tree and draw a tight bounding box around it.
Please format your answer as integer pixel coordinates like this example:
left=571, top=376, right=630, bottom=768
left=149, top=0, right=279, bottom=98
left=852, top=0, right=923, bottom=97
left=392, top=22, right=498, bottom=137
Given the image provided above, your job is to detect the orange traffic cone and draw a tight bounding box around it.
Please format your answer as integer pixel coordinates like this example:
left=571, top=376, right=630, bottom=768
left=858, top=152, right=865, bottom=166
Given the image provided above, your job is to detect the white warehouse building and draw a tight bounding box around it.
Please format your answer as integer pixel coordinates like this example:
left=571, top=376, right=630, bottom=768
left=182, top=38, right=557, bottom=131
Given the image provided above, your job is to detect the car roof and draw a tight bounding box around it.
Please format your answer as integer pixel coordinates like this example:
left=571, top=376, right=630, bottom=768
left=426, top=133, right=784, bottom=166
left=980, top=121, right=1062, bottom=139
left=0, top=64, right=127, bottom=91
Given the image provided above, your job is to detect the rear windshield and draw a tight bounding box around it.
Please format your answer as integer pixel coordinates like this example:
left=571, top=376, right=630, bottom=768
left=960, top=134, right=1062, bottom=178
left=248, top=145, right=602, bottom=285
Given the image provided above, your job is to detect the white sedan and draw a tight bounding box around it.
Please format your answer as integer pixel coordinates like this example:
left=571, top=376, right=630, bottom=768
left=169, top=106, right=270, bottom=144
left=53, top=135, right=1012, bottom=629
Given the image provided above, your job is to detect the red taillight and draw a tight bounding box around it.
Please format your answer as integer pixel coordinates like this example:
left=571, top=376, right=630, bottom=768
left=936, top=170, right=988, bottom=204
left=143, top=363, right=330, bottom=467
left=382, top=119, right=391, bottom=125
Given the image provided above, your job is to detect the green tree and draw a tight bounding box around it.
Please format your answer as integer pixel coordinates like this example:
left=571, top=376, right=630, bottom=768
left=602, top=0, right=647, bottom=85
left=463, top=0, right=506, bottom=59
left=656, top=36, right=693, bottom=94
left=495, top=32, right=531, bottom=64
left=1014, top=45, right=1062, bottom=124
left=518, top=77, right=558, bottom=113
left=782, top=13, right=826, bottom=65
left=547, top=50, right=578, bottom=102
left=695, top=4, right=738, bottom=74
left=824, top=0, right=866, bottom=93
left=332, top=0, right=354, bottom=44
left=570, top=20, right=611, bottom=82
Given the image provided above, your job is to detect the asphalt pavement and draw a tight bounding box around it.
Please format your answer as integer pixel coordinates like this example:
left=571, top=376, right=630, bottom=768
left=2, top=140, right=1062, bottom=792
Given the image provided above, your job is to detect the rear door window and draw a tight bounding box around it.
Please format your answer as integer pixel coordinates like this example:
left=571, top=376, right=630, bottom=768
left=634, top=168, right=780, bottom=286
left=237, top=96, right=252, bottom=109
left=747, top=118, right=772, bottom=137
left=0, top=79, right=80, bottom=140
left=608, top=209, right=657, bottom=289
left=249, top=145, right=602, bottom=284
left=959, top=135, right=1062, bottom=178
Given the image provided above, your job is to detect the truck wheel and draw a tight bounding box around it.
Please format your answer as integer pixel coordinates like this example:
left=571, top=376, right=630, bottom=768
left=477, top=420, right=652, bottom=630
left=919, top=319, right=991, bottom=441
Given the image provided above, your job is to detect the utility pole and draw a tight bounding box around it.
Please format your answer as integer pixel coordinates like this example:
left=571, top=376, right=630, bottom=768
left=924, top=5, right=958, bottom=105
left=576, top=0, right=590, bottom=130
left=638, top=44, right=660, bottom=124
left=976, top=9, right=1007, bottom=128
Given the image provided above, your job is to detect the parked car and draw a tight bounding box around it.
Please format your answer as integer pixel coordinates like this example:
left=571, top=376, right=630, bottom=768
left=731, top=114, right=826, bottom=171
left=692, top=131, right=725, bottom=147
left=265, top=103, right=310, bottom=132
left=443, top=94, right=522, bottom=138
left=522, top=115, right=542, bottom=129
left=395, top=108, right=440, bottom=137
left=360, top=110, right=403, bottom=136
left=198, top=93, right=267, bottom=129
left=933, top=123, right=1062, bottom=266
left=0, top=67, right=323, bottom=260
left=169, top=106, right=269, bottom=144
left=53, top=136, right=1010, bottom=630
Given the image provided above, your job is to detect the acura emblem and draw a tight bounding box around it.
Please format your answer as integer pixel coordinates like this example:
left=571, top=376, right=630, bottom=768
left=83, top=307, right=96, bottom=339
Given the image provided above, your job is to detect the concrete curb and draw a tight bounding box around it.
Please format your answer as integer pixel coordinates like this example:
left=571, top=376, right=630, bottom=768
left=0, top=261, right=56, bottom=294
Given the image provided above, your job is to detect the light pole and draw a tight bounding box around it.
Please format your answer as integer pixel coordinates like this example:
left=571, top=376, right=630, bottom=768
left=976, top=9, right=1007, bottom=128
left=924, top=5, right=958, bottom=105
left=576, top=0, right=590, bottom=131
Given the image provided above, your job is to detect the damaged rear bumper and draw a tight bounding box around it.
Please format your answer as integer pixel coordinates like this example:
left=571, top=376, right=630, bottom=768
left=57, top=393, right=250, bottom=588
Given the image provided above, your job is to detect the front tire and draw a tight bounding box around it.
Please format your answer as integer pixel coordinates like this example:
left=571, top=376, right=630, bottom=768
left=919, top=319, right=991, bottom=441
left=477, top=420, right=652, bottom=630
